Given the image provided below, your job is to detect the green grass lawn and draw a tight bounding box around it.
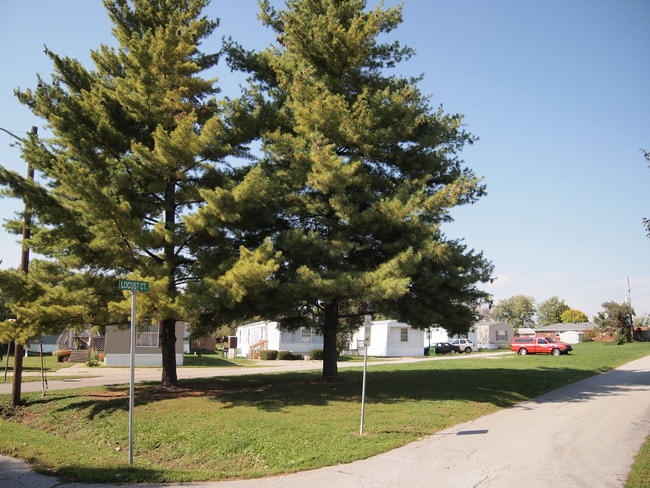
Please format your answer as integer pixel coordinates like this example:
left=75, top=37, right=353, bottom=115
left=627, top=434, right=650, bottom=488
left=0, top=341, right=648, bottom=485
left=1, top=353, right=78, bottom=383
left=1, top=353, right=75, bottom=374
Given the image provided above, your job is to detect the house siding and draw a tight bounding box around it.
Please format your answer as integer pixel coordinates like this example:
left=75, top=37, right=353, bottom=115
left=534, top=322, right=597, bottom=344
left=236, top=321, right=324, bottom=357
left=26, top=335, right=60, bottom=354
left=104, top=322, right=185, bottom=366
left=473, top=322, right=514, bottom=349
left=351, top=320, right=426, bottom=357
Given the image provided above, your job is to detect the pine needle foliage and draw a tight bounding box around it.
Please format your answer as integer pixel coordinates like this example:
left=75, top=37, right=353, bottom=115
left=2, top=0, right=258, bottom=387
left=197, top=0, right=493, bottom=377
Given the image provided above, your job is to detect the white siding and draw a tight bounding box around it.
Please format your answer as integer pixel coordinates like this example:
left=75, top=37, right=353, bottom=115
left=351, top=320, right=426, bottom=357
left=559, top=330, right=582, bottom=344
left=236, top=321, right=324, bottom=357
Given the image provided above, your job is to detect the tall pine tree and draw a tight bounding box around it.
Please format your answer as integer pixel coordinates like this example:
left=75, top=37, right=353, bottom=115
left=7, top=0, right=256, bottom=387
left=196, top=0, right=493, bottom=377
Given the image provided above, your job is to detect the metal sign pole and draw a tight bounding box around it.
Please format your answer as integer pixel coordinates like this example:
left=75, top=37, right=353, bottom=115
left=360, top=341, right=368, bottom=435
left=128, top=289, right=137, bottom=465
left=359, top=315, right=372, bottom=435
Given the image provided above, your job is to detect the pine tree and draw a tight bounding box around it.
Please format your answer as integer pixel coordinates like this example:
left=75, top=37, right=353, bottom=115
left=6, top=0, right=252, bottom=387
left=0, top=262, right=113, bottom=347
left=199, top=0, right=493, bottom=377
left=0, top=260, right=121, bottom=404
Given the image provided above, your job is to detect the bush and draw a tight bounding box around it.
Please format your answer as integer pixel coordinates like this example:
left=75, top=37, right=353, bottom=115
left=614, top=328, right=627, bottom=345
left=277, top=350, right=303, bottom=360
left=309, top=349, right=324, bottom=360
left=54, top=350, right=70, bottom=362
left=85, top=351, right=103, bottom=367
left=277, top=350, right=292, bottom=360
left=582, top=329, right=597, bottom=342
left=260, top=350, right=278, bottom=360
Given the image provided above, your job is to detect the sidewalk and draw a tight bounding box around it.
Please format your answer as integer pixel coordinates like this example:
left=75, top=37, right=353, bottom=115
left=1, top=353, right=649, bottom=487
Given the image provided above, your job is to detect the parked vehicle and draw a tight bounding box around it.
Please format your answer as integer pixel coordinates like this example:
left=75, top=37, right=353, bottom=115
left=510, top=336, right=572, bottom=356
left=432, top=342, right=461, bottom=354
left=449, top=338, right=475, bottom=353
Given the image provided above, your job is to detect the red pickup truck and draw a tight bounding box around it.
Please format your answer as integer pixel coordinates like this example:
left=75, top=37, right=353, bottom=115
left=510, top=336, right=572, bottom=356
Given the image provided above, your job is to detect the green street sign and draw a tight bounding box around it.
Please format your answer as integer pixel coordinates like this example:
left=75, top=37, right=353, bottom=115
left=118, top=279, right=150, bottom=292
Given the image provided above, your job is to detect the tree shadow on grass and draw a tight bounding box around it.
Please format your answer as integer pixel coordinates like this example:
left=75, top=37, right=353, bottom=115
left=15, top=361, right=649, bottom=420
left=197, top=364, right=650, bottom=412
left=54, top=463, right=172, bottom=485
left=15, top=385, right=132, bottom=420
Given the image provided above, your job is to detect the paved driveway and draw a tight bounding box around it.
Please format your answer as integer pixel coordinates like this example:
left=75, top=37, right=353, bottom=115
left=1, top=353, right=649, bottom=487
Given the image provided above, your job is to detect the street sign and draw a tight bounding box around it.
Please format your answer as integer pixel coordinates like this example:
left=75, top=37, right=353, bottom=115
left=363, top=314, right=372, bottom=346
left=118, top=279, right=150, bottom=292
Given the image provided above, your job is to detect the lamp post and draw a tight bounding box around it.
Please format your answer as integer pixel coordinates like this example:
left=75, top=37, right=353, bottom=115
left=0, top=125, right=37, bottom=406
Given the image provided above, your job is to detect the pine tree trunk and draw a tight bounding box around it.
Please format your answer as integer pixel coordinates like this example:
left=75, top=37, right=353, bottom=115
left=159, top=318, right=178, bottom=387
left=322, top=302, right=339, bottom=379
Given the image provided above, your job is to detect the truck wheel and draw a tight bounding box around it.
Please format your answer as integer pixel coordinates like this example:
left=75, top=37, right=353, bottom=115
left=518, top=348, right=528, bottom=355
left=464, top=347, right=472, bottom=353
left=551, top=348, right=561, bottom=356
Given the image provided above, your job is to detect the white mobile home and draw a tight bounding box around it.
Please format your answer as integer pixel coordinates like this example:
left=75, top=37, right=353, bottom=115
left=350, top=320, right=426, bottom=357
left=236, top=320, right=323, bottom=358
left=425, top=326, right=449, bottom=346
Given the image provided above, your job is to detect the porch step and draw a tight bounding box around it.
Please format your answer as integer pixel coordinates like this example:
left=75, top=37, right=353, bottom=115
left=68, top=350, right=90, bottom=363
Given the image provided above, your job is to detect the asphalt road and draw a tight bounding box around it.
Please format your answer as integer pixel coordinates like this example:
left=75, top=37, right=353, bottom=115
left=1, top=353, right=649, bottom=488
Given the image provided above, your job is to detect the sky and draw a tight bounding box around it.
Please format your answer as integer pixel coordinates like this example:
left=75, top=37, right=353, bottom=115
left=0, top=0, right=649, bottom=321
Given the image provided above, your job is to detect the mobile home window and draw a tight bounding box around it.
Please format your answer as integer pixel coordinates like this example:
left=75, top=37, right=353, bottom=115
left=137, top=323, right=159, bottom=347
left=400, top=328, right=408, bottom=342
left=496, top=330, right=508, bottom=341
left=301, top=327, right=312, bottom=343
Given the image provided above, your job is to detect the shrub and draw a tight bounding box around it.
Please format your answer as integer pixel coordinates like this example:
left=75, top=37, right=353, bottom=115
left=260, top=350, right=278, bottom=360
left=582, top=329, right=596, bottom=342
left=277, top=351, right=302, bottom=360
left=614, top=328, right=627, bottom=345
left=85, top=351, right=103, bottom=367
left=277, top=350, right=294, bottom=360
left=54, top=350, right=70, bottom=362
left=309, top=349, right=324, bottom=360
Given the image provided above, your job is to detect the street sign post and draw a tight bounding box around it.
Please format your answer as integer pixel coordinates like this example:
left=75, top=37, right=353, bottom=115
left=119, top=278, right=149, bottom=465
left=360, top=314, right=372, bottom=435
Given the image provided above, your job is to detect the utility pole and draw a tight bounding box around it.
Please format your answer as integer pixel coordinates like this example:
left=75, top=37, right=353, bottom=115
left=627, top=277, right=634, bottom=340
left=0, top=125, right=37, bottom=406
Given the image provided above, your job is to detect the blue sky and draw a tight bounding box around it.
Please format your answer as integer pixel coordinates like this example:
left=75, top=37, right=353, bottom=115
left=1, top=1, right=649, bottom=321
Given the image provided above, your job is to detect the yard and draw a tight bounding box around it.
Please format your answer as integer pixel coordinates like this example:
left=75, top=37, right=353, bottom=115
left=0, top=341, right=648, bottom=485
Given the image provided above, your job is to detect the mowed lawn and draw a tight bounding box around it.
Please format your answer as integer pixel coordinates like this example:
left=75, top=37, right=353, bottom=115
left=0, top=342, right=648, bottom=484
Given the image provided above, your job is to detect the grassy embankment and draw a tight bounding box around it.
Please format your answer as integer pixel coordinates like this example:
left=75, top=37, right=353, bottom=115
left=0, top=341, right=648, bottom=485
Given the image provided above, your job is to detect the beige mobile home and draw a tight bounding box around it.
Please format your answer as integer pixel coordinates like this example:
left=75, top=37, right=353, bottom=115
left=473, top=321, right=514, bottom=349
left=104, top=321, right=186, bottom=366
